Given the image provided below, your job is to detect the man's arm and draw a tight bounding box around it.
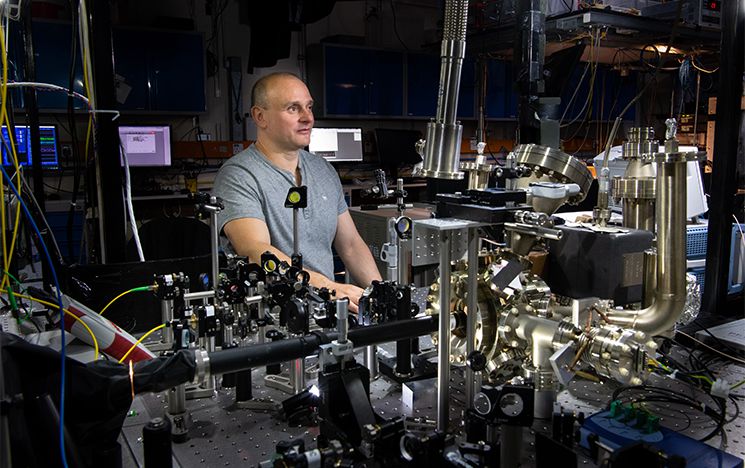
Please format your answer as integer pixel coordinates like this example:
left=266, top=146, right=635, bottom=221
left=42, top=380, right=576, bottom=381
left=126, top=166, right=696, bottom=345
left=223, top=217, right=365, bottom=312
left=333, top=210, right=383, bottom=288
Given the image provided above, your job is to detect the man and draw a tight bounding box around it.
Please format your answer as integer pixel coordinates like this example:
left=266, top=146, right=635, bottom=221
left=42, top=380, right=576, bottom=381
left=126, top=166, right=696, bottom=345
left=213, top=72, right=381, bottom=312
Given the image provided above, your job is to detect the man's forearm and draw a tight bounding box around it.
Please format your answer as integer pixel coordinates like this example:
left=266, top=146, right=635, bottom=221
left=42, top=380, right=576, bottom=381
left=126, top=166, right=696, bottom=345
left=339, top=237, right=382, bottom=287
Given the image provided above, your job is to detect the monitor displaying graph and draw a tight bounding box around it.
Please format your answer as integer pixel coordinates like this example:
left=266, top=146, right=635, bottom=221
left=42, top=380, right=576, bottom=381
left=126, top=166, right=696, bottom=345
left=1, top=125, right=59, bottom=168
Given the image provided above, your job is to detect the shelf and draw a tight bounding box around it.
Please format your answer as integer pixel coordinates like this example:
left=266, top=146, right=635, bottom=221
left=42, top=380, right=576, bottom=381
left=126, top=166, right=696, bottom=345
left=467, top=9, right=720, bottom=56
left=547, top=9, right=720, bottom=47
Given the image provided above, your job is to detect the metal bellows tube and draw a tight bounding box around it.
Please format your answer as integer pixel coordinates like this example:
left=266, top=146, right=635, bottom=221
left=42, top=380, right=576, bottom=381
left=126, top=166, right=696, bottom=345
left=421, top=0, right=468, bottom=180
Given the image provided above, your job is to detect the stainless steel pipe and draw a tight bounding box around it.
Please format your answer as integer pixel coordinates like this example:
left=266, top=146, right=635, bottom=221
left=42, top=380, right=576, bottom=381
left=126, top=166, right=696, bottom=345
left=421, top=0, right=469, bottom=180
left=606, top=153, right=690, bottom=335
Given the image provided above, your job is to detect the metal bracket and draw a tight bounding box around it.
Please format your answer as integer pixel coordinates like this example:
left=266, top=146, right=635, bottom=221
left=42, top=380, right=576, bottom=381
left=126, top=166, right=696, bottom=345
left=549, top=342, right=576, bottom=386
left=380, top=243, right=398, bottom=267
left=264, top=374, right=295, bottom=394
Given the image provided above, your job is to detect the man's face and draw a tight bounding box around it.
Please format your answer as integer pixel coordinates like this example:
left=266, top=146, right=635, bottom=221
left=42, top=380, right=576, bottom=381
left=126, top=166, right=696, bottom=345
left=253, top=76, right=314, bottom=152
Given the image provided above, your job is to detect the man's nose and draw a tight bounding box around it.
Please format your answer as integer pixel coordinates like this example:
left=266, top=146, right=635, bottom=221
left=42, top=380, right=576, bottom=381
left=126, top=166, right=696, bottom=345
left=299, top=107, right=313, bottom=122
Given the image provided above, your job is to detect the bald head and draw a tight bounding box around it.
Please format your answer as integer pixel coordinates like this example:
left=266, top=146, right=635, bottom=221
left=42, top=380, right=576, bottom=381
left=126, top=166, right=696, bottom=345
left=250, top=72, right=314, bottom=153
left=251, top=72, right=304, bottom=108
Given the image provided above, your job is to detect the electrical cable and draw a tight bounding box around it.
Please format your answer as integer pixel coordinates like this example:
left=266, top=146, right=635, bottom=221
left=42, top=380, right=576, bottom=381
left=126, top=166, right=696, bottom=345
left=676, top=330, right=745, bottom=366
left=559, top=61, right=591, bottom=126
left=691, top=57, right=719, bottom=74
left=732, top=214, right=745, bottom=249
left=389, top=0, right=409, bottom=51
left=1, top=269, right=23, bottom=291
left=1, top=288, right=99, bottom=360
left=0, top=28, right=22, bottom=291
left=66, top=0, right=81, bottom=264
left=4, top=82, right=90, bottom=105
left=611, top=384, right=726, bottom=442
left=561, top=29, right=601, bottom=141
left=119, top=141, right=145, bottom=261
left=0, top=165, right=68, bottom=467
left=601, top=1, right=684, bottom=172
left=118, top=323, right=166, bottom=364
left=99, top=285, right=152, bottom=316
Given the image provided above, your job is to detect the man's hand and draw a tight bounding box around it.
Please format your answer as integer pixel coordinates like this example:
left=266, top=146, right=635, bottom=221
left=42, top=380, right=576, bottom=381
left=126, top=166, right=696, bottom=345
left=330, top=282, right=365, bottom=313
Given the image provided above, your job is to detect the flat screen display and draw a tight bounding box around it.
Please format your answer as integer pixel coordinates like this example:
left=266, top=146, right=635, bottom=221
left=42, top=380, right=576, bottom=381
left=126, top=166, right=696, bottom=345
left=309, top=127, right=363, bottom=162
left=118, top=125, right=172, bottom=167
left=1, top=125, right=59, bottom=168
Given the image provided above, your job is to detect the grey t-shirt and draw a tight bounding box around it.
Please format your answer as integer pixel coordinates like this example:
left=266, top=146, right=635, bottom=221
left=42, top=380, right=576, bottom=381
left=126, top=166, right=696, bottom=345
left=212, top=144, right=348, bottom=279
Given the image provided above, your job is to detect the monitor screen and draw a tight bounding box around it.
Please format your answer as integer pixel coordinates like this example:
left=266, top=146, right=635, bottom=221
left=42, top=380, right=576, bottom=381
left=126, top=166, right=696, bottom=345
left=1, top=125, right=59, bottom=168
left=374, top=128, right=423, bottom=166
left=308, top=127, right=363, bottom=162
left=118, top=125, right=172, bottom=167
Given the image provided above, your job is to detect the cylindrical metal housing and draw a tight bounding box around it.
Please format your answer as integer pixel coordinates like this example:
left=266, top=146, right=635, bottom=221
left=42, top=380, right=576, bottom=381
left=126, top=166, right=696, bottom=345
left=336, top=299, right=349, bottom=344
left=291, top=358, right=305, bottom=394
left=622, top=199, right=656, bottom=231
left=235, top=369, right=253, bottom=402
left=642, top=249, right=657, bottom=308
left=622, top=127, right=657, bottom=158
left=210, top=211, right=220, bottom=291
left=207, top=316, right=439, bottom=376
left=436, top=40, right=466, bottom=124
left=143, top=417, right=173, bottom=468
left=656, top=160, right=687, bottom=298
left=421, top=0, right=469, bottom=180
left=614, top=127, right=658, bottom=231
left=161, top=300, right=174, bottom=346
left=364, top=345, right=379, bottom=379
left=168, top=385, right=186, bottom=415
left=422, top=122, right=465, bottom=180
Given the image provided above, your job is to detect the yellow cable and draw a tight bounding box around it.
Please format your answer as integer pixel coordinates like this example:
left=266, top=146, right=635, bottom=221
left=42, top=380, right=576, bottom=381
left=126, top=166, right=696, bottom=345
left=118, top=323, right=165, bottom=364
left=689, top=374, right=714, bottom=386
left=1, top=289, right=99, bottom=359
left=0, top=28, right=9, bottom=282
left=99, top=286, right=150, bottom=316
left=0, top=26, right=23, bottom=289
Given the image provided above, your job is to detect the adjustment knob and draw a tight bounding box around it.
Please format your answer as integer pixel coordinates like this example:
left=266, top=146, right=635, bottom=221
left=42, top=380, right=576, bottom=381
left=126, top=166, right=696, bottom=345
left=466, top=351, right=487, bottom=372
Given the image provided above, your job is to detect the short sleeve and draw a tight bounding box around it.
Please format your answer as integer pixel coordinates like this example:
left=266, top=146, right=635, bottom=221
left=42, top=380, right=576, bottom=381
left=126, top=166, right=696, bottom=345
left=212, top=162, right=266, bottom=235
left=322, top=159, right=348, bottom=215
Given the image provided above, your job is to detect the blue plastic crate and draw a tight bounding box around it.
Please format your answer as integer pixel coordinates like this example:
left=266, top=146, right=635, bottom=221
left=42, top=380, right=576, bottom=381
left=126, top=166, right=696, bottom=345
left=686, top=225, right=708, bottom=259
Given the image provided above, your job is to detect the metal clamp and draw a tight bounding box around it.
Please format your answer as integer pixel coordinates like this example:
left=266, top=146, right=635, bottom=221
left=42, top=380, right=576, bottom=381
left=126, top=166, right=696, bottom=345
left=193, top=349, right=211, bottom=385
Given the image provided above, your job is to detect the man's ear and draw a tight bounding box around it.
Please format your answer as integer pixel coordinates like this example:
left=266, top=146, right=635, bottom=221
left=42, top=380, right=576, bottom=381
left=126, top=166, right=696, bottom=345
left=251, top=106, right=267, bottom=129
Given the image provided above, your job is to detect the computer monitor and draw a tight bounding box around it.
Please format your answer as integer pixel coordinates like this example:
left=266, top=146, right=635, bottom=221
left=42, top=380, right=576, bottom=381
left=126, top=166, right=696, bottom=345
left=374, top=128, right=423, bottom=166
left=118, top=125, right=172, bottom=167
left=1, top=125, right=59, bottom=168
left=308, top=127, right=363, bottom=162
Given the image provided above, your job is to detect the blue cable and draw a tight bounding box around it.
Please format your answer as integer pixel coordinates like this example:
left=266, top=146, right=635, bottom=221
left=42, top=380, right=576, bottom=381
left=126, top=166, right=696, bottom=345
left=0, top=166, right=69, bottom=468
